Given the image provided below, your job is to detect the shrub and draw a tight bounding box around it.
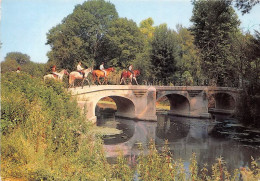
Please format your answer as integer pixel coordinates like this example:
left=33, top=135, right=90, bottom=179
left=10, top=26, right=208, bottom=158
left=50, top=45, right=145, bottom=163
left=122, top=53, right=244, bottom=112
left=1, top=72, right=111, bottom=180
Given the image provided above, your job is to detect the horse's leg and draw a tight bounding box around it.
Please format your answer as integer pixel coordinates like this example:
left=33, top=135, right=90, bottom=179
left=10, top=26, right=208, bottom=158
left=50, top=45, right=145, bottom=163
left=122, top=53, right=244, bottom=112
left=98, top=76, right=101, bottom=85
left=120, top=77, right=123, bottom=85
left=69, top=76, right=73, bottom=88
left=86, top=78, right=91, bottom=87
left=134, top=77, right=138, bottom=85
left=92, top=76, right=96, bottom=85
left=71, top=77, right=76, bottom=89
left=81, top=78, right=85, bottom=88
left=73, top=79, right=76, bottom=89
left=102, top=77, right=106, bottom=85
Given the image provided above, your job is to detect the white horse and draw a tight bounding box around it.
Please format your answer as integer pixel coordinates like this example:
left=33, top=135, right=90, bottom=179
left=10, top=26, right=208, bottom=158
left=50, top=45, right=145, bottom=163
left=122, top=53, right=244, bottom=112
left=69, top=67, right=93, bottom=88
left=43, top=69, right=69, bottom=82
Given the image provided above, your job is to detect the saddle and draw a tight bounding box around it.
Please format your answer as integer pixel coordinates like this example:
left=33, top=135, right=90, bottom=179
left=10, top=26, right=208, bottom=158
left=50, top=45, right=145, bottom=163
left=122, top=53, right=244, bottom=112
left=128, top=70, right=135, bottom=78
left=77, top=70, right=85, bottom=77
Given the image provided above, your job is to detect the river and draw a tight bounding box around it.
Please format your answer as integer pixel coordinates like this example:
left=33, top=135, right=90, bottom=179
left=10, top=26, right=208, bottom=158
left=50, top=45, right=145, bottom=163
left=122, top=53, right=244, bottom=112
left=97, top=112, right=260, bottom=172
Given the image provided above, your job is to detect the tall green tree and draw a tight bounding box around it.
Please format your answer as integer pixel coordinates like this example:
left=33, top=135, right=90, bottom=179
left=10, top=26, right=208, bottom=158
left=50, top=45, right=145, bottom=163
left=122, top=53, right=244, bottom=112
left=139, top=17, right=155, bottom=40
left=176, top=24, right=203, bottom=85
left=190, top=0, right=240, bottom=86
left=128, top=17, right=156, bottom=83
left=150, top=24, right=179, bottom=84
left=1, top=52, right=30, bottom=73
left=101, top=18, right=144, bottom=69
left=46, top=0, right=118, bottom=71
left=234, top=30, right=260, bottom=127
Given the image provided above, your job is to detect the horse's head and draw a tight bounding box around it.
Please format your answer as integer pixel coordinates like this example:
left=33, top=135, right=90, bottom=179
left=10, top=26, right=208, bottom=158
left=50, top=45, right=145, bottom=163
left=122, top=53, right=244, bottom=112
left=64, top=69, right=70, bottom=75
left=107, top=67, right=115, bottom=72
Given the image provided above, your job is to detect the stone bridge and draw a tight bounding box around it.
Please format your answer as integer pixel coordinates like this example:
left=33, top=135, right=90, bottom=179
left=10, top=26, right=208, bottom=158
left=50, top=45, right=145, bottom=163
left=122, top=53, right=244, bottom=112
left=69, top=85, right=240, bottom=123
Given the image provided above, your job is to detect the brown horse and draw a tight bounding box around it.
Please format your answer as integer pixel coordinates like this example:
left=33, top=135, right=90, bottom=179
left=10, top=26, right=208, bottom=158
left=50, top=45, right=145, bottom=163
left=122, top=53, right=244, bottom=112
left=120, top=70, right=140, bottom=85
left=92, top=67, right=115, bottom=85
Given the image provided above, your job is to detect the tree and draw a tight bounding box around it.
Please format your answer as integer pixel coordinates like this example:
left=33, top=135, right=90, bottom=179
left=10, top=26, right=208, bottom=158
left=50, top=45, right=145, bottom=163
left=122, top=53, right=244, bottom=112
left=1, top=59, right=19, bottom=73
left=139, top=17, right=155, bottom=40
left=133, top=18, right=156, bottom=82
left=46, top=0, right=118, bottom=71
left=176, top=24, right=203, bottom=85
left=234, top=0, right=260, bottom=14
left=5, top=52, right=31, bottom=65
left=150, top=24, right=179, bottom=84
left=101, top=18, right=145, bottom=69
left=234, top=30, right=260, bottom=127
left=1, top=52, right=30, bottom=73
left=190, top=0, right=240, bottom=86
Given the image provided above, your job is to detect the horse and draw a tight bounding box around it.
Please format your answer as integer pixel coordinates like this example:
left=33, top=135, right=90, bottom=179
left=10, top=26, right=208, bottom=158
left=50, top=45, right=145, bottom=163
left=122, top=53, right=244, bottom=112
left=43, top=69, right=69, bottom=82
left=120, top=70, right=140, bottom=85
left=92, top=67, right=115, bottom=85
left=69, top=67, right=93, bottom=88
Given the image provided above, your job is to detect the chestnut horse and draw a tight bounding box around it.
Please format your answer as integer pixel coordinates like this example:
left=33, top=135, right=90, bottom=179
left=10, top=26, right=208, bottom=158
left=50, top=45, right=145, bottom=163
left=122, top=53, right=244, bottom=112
left=44, top=69, right=69, bottom=82
left=69, top=67, right=93, bottom=88
left=120, top=70, right=140, bottom=85
left=92, top=67, right=115, bottom=85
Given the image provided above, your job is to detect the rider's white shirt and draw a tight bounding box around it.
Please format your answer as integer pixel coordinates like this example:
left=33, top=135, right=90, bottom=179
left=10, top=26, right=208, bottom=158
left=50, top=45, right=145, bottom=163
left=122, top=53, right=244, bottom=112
left=129, top=65, right=133, bottom=71
left=77, top=64, right=84, bottom=71
left=100, top=64, right=104, bottom=70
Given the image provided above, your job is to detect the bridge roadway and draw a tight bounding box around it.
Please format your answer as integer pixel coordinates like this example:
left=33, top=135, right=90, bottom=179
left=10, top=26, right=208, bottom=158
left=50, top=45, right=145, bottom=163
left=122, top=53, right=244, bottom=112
left=69, top=85, right=240, bottom=123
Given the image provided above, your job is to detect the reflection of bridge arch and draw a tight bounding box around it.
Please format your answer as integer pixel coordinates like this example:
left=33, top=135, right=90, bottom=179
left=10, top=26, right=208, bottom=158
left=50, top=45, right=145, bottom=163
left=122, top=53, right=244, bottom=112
left=156, top=115, right=190, bottom=142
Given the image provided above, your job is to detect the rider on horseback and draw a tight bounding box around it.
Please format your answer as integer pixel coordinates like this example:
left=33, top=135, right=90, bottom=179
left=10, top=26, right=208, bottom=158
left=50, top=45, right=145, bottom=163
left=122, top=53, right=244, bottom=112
left=100, top=62, right=107, bottom=77
left=77, top=62, right=85, bottom=78
left=129, top=64, right=134, bottom=78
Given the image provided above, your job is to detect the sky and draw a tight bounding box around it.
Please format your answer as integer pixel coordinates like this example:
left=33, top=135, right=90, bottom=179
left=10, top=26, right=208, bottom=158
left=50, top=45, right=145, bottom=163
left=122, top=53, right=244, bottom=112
left=1, top=0, right=260, bottom=63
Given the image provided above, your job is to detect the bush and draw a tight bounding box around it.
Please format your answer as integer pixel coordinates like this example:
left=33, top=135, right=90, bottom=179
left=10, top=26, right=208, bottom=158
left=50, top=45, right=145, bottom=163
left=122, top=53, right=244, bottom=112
left=1, top=72, right=111, bottom=180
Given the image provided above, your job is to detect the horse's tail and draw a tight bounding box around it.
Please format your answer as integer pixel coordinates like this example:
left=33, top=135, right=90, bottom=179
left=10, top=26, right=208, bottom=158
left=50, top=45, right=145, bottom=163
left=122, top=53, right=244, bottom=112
left=92, top=71, right=96, bottom=78
left=120, top=71, right=123, bottom=80
left=121, top=70, right=126, bottom=79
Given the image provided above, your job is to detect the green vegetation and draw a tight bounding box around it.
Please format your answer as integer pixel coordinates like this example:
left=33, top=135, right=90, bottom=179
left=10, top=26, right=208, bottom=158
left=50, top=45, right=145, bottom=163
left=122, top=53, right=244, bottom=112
left=1, top=52, right=47, bottom=78
left=1, top=0, right=260, bottom=179
left=46, top=0, right=118, bottom=71
left=1, top=72, right=110, bottom=180
left=1, top=72, right=259, bottom=180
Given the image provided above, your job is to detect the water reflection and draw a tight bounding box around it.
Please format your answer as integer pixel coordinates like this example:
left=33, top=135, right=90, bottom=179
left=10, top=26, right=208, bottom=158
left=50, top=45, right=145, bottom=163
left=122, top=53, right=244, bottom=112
left=97, top=113, right=260, bottom=171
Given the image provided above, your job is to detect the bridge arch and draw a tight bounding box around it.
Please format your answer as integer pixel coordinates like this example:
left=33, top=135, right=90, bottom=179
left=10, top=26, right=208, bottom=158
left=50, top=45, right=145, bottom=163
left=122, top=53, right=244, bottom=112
left=209, top=92, right=236, bottom=110
left=95, top=95, right=136, bottom=119
left=157, top=93, right=190, bottom=113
